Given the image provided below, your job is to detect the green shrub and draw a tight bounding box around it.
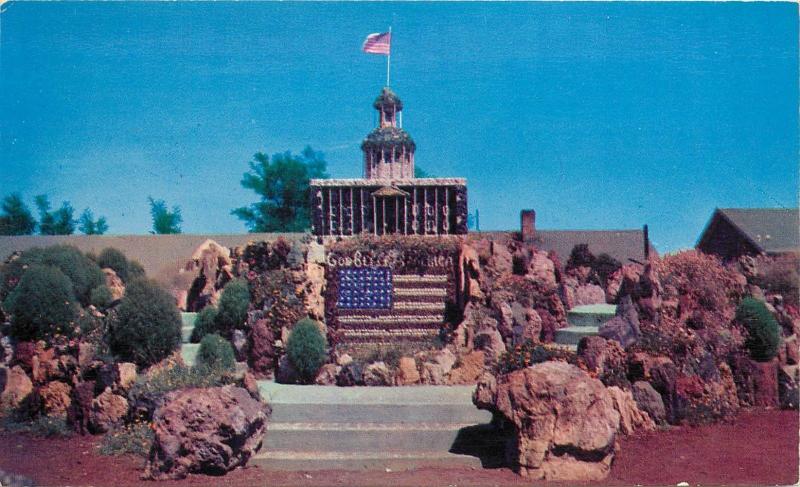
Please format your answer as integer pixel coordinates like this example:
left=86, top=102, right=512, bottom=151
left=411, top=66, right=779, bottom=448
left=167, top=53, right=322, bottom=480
left=215, top=279, right=250, bottom=336
left=190, top=306, right=219, bottom=343
left=11, top=245, right=104, bottom=305
left=128, top=363, right=232, bottom=403
left=566, top=243, right=595, bottom=270
left=286, top=318, right=327, bottom=383
left=735, top=297, right=781, bottom=362
left=196, top=334, right=236, bottom=372
left=108, top=278, right=181, bottom=368
left=98, top=422, right=154, bottom=457
left=3, top=264, right=78, bottom=341
left=2, top=415, right=72, bottom=438
left=90, top=284, right=114, bottom=309
left=496, top=340, right=551, bottom=375
left=96, top=247, right=146, bottom=283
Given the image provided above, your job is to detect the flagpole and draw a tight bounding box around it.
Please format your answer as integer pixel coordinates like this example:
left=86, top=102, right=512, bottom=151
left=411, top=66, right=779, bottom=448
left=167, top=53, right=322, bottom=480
left=386, top=26, right=392, bottom=87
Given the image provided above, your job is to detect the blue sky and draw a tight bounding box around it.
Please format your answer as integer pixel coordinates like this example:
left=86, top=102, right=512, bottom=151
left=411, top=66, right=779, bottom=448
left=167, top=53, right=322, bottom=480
left=1, top=2, right=797, bottom=252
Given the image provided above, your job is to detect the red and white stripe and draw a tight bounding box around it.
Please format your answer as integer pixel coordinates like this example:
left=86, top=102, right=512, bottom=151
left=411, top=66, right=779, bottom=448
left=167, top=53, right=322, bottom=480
left=362, top=32, right=391, bottom=55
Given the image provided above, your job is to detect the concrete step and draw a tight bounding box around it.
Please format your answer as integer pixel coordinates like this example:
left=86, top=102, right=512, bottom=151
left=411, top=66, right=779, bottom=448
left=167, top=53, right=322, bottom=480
left=181, top=343, right=199, bottom=366
left=263, top=422, right=480, bottom=453
left=567, top=304, right=617, bottom=328
left=268, top=401, right=490, bottom=425
left=554, top=325, right=599, bottom=345
left=181, top=326, right=194, bottom=344
left=251, top=450, right=484, bottom=471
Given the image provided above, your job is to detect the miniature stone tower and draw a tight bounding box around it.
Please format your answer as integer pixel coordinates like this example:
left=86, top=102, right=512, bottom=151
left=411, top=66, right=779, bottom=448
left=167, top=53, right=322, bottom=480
left=362, top=87, right=415, bottom=179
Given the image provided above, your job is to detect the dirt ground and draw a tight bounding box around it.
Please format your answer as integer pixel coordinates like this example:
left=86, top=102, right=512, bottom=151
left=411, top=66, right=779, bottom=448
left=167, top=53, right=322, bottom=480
left=0, top=409, right=796, bottom=487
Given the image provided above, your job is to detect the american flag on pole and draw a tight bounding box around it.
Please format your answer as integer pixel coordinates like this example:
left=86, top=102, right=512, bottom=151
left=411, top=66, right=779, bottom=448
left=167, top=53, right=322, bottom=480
left=335, top=267, right=448, bottom=343
left=362, top=32, right=391, bottom=55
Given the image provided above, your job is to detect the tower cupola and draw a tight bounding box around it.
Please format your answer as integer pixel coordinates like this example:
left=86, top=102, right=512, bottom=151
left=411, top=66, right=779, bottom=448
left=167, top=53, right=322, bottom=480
left=361, top=87, right=415, bottom=179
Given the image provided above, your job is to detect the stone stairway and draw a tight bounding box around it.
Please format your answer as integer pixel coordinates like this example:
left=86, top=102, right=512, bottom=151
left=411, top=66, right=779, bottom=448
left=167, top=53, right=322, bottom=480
left=180, top=312, right=199, bottom=366
left=553, top=304, right=617, bottom=350
left=252, top=382, right=499, bottom=471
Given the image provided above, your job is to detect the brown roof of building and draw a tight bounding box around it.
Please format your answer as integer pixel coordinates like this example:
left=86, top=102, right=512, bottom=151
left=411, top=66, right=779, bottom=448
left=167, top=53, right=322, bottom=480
left=471, top=229, right=653, bottom=263
left=699, top=208, right=799, bottom=254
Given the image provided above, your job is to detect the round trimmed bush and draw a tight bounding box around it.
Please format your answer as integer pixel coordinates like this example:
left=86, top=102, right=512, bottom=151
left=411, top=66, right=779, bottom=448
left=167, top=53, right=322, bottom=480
left=196, top=334, right=236, bottom=372
left=3, top=264, right=78, bottom=341
left=96, top=247, right=146, bottom=283
left=108, top=278, right=182, bottom=368
left=190, top=306, right=219, bottom=343
left=736, top=297, right=781, bottom=362
left=286, top=318, right=327, bottom=383
left=215, top=279, right=250, bottom=336
left=90, top=284, right=114, bottom=309
left=4, top=245, right=104, bottom=305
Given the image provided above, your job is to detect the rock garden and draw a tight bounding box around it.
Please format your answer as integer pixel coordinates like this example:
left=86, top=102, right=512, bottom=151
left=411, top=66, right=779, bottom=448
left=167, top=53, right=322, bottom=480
left=0, top=237, right=798, bottom=484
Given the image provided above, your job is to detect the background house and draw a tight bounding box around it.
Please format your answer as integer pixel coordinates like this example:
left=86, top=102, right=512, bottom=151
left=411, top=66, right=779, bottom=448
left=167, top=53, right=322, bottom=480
left=696, top=208, right=800, bottom=261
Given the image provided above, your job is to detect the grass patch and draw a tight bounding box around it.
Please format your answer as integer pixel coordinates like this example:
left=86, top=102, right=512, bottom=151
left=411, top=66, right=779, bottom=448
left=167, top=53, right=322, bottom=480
left=1, top=415, right=72, bottom=438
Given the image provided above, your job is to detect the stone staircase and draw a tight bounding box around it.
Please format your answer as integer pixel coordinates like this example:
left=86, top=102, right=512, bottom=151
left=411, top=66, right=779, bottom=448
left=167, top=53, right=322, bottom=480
left=180, top=312, right=199, bottom=366
left=252, top=382, right=499, bottom=471
left=553, top=304, right=617, bottom=350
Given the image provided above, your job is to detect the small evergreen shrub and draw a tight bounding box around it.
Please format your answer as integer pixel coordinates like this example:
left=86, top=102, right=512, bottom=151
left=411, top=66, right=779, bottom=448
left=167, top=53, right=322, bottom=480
left=594, top=253, right=622, bottom=287
left=14, top=245, right=104, bottom=305
left=215, top=279, right=250, bottom=336
left=90, top=284, right=114, bottom=309
left=286, top=318, right=327, bottom=383
left=96, top=247, right=146, bottom=283
left=3, top=264, right=78, bottom=341
left=108, top=278, right=181, bottom=368
left=190, top=306, right=219, bottom=343
left=98, top=421, right=153, bottom=457
left=566, top=243, right=596, bottom=270
left=735, top=297, right=781, bottom=362
left=196, top=334, right=236, bottom=372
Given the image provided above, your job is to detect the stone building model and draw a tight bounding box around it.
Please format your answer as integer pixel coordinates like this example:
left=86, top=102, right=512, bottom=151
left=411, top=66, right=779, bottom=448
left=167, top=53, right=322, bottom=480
left=310, top=88, right=468, bottom=237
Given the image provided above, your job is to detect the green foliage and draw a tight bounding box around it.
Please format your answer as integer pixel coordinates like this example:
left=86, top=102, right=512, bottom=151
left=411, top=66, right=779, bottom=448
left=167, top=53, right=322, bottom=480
left=90, top=285, right=114, bottom=309
left=566, top=243, right=595, bottom=270
left=3, top=264, right=78, bottom=341
left=414, top=166, right=431, bottom=178
left=108, top=278, right=182, bottom=368
left=78, top=208, right=109, bottom=235
left=190, top=306, right=218, bottom=343
left=0, top=193, right=36, bottom=235
left=128, top=364, right=233, bottom=402
left=496, top=340, right=551, bottom=375
left=594, top=253, right=622, bottom=287
left=735, top=297, right=781, bottom=362
left=98, top=421, right=153, bottom=457
left=96, top=247, right=146, bottom=283
left=35, top=194, right=76, bottom=235
left=286, top=318, right=328, bottom=383
left=214, top=279, right=250, bottom=336
left=232, top=147, right=328, bottom=232
left=196, top=334, right=236, bottom=372
left=1, top=415, right=73, bottom=438
left=148, top=196, right=182, bottom=234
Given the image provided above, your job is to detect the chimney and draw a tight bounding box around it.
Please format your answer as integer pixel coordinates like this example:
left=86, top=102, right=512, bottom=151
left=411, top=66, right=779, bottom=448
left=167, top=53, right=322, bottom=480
left=521, top=210, right=536, bottom=242
left=643, top=224, right=650, bottom=260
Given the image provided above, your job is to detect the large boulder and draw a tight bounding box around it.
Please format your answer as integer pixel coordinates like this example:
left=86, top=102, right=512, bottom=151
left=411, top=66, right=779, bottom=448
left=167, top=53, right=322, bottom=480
left=473, top=362, right=620, bottom=480
left=574, top=284, right=607, bottom=307
left=314, top=364, right=340, bottom=385
left=363, top=362, right=393, bottom=386
left=39, top=381, right=72, bottom=417
left=448, top=350, right=486, bottom=385
left=0, top=365, right=32, bottom=409
left=90, top=388, right=128, bottom=433
left=248, top=319, right=275, bottom=378
left=606, top=386, right=655, bottom=435
left=730, top=355, right=779, bottom=408
left=143, top=385, right=269, bottom=480
left=577, top=336, right=628, bottom=388
left=598, top=295, right=640, bottom=349
left=631, top=380, right=666, bottom=425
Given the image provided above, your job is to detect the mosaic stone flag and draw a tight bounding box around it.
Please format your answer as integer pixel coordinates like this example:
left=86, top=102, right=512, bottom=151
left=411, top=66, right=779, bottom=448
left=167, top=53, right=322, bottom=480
left=335, top=266, right=448, bottom=343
